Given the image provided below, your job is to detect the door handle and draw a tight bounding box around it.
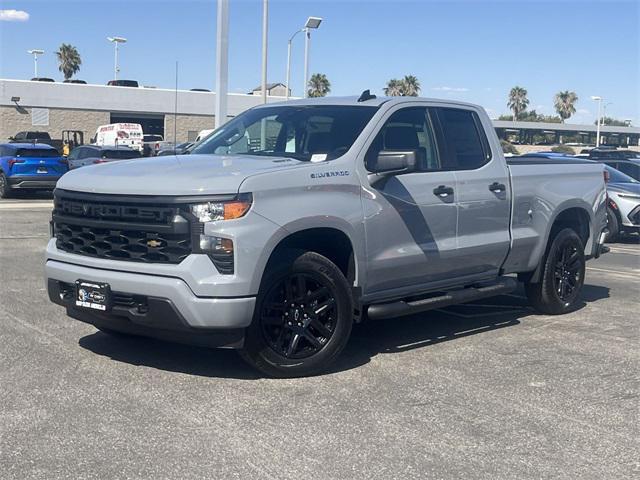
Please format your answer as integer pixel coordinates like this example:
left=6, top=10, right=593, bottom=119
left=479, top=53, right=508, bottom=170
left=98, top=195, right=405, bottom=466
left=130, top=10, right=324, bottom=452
left=433, top=185, right=454, bottom=197
left=489, top=182, right=506, bottom=193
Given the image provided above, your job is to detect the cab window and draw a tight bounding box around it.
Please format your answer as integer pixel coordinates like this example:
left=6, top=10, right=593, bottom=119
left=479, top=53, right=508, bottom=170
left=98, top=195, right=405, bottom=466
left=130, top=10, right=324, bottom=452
left=433, top=108, right=491, bottom=170
left=365, top=107, right=440, bottom=171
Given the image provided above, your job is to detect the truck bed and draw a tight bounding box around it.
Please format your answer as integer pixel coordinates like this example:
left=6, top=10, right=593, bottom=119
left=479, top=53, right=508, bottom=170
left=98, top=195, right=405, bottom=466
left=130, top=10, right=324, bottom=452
left=502, top=157, right=606, bottom=274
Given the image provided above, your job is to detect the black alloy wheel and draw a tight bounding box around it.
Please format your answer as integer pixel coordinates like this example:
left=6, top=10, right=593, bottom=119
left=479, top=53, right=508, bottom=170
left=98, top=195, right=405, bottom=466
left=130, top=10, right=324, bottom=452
left=240, top=251, right=353, bottom=378
left=260, top=272, right=337, bottom=359
left=553, top=240, right=582, bottom=304
left=525, top=228, right=585, bottom=315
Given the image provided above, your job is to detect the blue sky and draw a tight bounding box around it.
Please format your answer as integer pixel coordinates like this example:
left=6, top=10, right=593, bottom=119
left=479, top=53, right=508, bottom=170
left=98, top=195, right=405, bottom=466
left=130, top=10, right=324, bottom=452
left=1, top=0, right=638, bottom=124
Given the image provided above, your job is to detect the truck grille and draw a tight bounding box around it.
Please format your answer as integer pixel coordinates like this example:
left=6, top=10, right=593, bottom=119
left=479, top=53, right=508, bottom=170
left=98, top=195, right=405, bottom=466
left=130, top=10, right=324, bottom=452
left=53, top=191, right=192, bottom=264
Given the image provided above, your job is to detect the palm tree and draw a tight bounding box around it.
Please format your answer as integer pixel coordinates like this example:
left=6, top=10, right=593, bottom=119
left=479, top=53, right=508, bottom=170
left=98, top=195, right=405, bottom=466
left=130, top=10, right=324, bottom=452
left=554, top=90, right=578, bottom=123
left=384, top=78, right=404, bottom=96
left=307, top=73, right=331, bottom=98
left=507, top=86, right=529, bottom=121
left=384, top=76, right=421, bottom=96
left=401, top=75, right=421, bottom=96
left=56, top=43, right=82, bottom=81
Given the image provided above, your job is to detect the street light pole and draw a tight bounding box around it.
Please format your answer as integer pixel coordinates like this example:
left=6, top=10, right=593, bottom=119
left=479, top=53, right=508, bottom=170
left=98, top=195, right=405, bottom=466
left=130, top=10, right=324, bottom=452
left=301, top=17, right=322, bottom=98
left=286, top=29, right=303, bottom=100
left=261, top=0, right=268, bottom=104
left=591, top=96, right=602, bottom=147
left=215, top=0, right=229, bottom=128
left=27, top=49, right=44, bottom=78
left=107, top=36, right=127, bottom=81
left=303, top=28, right=310, bottom=98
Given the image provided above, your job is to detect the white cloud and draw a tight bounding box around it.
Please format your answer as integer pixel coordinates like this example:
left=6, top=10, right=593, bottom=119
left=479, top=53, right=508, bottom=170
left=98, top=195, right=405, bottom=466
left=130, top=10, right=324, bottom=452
left=431, top=86, right=469, bottom=92
left=0, top=9, right=30, bottom=21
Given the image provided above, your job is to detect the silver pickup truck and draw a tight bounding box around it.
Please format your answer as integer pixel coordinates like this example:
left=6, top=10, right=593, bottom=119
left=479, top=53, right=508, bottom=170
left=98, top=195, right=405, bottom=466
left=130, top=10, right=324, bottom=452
left=45, top=93, right=608, bottom=377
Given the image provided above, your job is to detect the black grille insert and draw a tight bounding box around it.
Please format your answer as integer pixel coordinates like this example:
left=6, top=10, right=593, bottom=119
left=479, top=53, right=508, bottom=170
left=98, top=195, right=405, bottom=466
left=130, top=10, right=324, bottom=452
left=53, top=192, right=192, bottom=264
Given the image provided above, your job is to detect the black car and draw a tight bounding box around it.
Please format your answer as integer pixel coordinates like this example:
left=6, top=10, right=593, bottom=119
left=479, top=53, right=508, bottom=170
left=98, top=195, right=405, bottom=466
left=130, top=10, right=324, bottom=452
left=67, top=145, right=141, bottom=169
left=588, top=149, right=640, bottom=181
left=107, top=80, right=139, bottom=88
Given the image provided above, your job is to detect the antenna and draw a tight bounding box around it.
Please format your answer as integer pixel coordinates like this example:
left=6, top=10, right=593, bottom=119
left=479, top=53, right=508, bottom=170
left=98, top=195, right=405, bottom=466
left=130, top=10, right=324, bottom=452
left=357, top=89, right=376, bottom=102
left=174, top=61, right=178, bottom=146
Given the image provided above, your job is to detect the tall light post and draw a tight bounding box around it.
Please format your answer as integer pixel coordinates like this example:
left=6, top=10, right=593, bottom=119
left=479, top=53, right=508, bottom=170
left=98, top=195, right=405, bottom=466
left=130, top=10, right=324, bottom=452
left=107, top=36, right=127, bottom=80
left=303, top=16, right=322, bottom=98
left=591, top=96, right=602, bottom=147
left=27, top=49, right=44, bottom=78
left=215, top=0, right=229, bottom=127
left=285, top=28, right=304, bottom=100
left=261, top=0, right=268, bottom=104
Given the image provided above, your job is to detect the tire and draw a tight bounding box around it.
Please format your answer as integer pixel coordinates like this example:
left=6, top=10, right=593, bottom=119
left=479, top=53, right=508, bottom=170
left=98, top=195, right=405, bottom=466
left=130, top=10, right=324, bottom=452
left=0, top=173, right=12, bottom=199
left=240, top=251, right=354, bottom=378
left=525, top=228, right=585, bottom=315
left=606, top=207, right=620, bottom=243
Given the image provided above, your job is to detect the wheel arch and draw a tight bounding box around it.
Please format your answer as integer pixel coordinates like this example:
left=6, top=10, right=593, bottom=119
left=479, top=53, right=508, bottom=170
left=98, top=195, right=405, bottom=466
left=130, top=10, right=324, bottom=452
left=522, top=203, right=593, bottom=284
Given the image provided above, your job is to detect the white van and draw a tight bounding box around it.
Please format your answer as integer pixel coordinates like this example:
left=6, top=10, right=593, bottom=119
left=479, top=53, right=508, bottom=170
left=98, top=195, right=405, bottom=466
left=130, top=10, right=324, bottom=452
left=195, top=129, right=215, bottom=143
left=94, top=123, right=144, bottom=152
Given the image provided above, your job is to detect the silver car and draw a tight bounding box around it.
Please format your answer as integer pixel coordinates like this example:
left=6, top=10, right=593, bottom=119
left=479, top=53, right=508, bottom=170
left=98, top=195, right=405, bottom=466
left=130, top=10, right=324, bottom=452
left=67, top=145, right=141, bottom=170
left=605, top=165, right=640, bottom=241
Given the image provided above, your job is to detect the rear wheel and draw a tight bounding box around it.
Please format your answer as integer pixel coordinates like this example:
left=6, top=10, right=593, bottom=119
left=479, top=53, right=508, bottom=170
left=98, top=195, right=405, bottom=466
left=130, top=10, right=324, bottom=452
left=606, top=207, right=620, bottom=243
left=0, top=173, right=12, bottom=199
left=525, top=228, right=585, bottom=315
left=240, top=251, right=353, bottom=378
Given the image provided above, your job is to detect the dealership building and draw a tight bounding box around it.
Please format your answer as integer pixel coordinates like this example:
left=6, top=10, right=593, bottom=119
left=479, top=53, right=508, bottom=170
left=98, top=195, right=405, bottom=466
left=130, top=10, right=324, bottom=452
left=0, top=79, right=287, bottom=144
left=1, top=78, right=639, bottom=147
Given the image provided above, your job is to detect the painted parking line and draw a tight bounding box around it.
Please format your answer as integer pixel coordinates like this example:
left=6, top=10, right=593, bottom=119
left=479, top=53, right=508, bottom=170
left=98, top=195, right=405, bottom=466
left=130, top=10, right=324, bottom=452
left=0, top=202, right=53, bottom=210
left=607, top=246, right=640, bottom=255
left=587, top=266, right=639, bottom=279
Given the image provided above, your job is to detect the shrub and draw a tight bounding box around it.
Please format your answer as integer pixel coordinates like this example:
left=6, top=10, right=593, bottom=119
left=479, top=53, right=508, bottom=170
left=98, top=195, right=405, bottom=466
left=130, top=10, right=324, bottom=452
left=551, top=145, right=575, bottom=155
left=501, top=140, right=519, bottom=155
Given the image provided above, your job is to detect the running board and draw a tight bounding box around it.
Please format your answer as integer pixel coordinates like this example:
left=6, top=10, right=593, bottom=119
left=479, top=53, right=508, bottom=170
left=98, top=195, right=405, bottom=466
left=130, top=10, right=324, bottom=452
left=366, top=277, right=518, bottom=321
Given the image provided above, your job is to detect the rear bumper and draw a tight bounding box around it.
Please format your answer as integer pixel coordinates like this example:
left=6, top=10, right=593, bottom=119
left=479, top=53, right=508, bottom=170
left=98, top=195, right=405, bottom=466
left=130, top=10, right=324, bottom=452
left=8, top=175, right=62, bottom=189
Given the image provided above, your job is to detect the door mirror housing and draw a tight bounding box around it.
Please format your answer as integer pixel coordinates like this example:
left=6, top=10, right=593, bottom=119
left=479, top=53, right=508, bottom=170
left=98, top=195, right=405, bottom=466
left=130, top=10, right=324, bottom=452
left=367, top=150, right=417, bottom=174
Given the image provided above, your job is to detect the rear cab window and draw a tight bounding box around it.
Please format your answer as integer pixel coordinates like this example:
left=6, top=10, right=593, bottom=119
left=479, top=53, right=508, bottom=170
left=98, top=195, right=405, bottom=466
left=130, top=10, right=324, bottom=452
left=431, top=107, right=491, bottom=170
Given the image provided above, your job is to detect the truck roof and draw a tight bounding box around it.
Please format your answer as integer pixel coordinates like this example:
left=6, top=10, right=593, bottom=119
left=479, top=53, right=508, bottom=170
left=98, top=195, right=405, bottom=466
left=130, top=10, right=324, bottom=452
left=256, top=94, right=482, bottom=110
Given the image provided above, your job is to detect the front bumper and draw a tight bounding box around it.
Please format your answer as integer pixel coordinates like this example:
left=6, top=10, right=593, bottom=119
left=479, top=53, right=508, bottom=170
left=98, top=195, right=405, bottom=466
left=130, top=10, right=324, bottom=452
left=8, top=175, right=62, bottom=189
left=47, top=279, right=245, bottom=348
left=45, top=259, right=256, bottom=330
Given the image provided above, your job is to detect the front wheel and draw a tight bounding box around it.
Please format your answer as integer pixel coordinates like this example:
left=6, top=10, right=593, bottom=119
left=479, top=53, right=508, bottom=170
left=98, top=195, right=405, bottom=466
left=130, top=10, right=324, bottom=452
left=240, top=251, right=353, bottom=378
left=525, top=228, right=585, bottom=315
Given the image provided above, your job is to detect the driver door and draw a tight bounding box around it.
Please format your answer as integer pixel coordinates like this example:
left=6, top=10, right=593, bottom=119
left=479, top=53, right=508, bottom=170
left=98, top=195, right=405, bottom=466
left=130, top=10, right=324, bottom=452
left=362, top=106, right=459, bottom=295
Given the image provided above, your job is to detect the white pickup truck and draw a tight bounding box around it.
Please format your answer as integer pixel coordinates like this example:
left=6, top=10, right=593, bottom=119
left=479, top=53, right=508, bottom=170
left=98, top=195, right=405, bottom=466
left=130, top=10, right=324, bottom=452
left=46, top=93, right=608, bottom=377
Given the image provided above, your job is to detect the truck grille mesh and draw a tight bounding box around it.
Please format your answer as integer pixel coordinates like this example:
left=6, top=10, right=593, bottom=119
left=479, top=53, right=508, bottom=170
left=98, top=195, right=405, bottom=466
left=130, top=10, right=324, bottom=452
left=53, top=192, right=192, bottom=264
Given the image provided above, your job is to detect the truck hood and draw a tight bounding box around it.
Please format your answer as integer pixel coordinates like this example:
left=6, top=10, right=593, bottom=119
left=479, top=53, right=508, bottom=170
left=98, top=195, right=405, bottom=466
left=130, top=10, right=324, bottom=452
left=56, top=154, right=305, bottom=195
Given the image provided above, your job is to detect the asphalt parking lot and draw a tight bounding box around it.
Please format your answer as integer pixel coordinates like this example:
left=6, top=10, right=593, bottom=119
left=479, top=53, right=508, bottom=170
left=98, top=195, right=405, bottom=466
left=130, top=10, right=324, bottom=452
left=1, top=196, right=638, bottom=480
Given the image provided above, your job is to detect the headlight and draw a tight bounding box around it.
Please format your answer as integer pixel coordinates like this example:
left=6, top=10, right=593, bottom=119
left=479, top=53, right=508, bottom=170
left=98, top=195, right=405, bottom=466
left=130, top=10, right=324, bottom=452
left=189, top=195, right=252, bottom=222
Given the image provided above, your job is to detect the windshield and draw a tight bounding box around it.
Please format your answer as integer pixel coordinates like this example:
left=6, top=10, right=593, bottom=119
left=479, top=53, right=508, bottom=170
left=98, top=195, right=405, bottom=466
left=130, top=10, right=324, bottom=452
left=190, top=105, right=378, bottom=161
left=606, top=165, right=638, bottom=183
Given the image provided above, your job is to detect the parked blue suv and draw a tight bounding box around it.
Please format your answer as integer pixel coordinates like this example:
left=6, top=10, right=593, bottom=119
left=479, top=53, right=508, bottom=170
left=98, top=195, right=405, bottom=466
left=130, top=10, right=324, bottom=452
left=0, top=143, right=68, bottom=198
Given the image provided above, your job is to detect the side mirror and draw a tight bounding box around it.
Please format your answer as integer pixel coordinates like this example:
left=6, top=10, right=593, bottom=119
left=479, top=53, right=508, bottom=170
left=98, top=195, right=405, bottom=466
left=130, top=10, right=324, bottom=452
left=367, top=150, right=417, bottom=174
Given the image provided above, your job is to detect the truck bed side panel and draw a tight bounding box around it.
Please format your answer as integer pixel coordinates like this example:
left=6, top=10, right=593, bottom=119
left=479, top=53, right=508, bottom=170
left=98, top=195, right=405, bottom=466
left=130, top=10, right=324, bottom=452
left=502, top=162, right=606, bottom=274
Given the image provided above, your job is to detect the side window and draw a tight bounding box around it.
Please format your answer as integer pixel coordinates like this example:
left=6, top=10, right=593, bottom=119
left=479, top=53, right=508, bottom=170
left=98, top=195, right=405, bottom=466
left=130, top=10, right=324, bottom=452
left=365, top=107, right=440, bottom=171
left=618, top=162, right=639, bottom=180
left=67, top=148, right=80, bottom=160
left=435, top=108, right=490, bottom=170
